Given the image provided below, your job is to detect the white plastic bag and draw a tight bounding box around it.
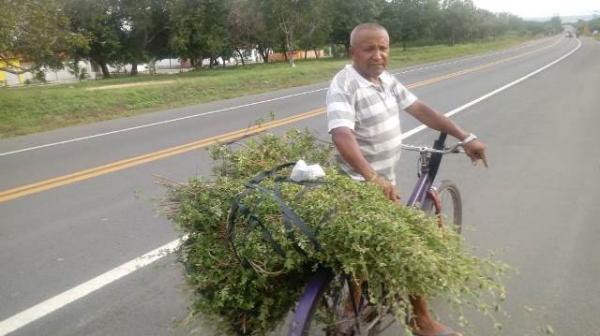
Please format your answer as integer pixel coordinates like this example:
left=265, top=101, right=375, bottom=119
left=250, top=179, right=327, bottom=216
left=290, top=160, right=326, bottom=182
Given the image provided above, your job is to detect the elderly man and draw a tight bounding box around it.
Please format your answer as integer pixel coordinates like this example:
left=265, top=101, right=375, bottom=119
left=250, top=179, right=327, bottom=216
left=326, top=23, right=487, bottom=336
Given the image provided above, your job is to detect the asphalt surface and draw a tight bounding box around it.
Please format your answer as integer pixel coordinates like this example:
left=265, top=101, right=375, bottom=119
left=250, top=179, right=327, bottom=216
left=1, top=35, right=598, bottom=335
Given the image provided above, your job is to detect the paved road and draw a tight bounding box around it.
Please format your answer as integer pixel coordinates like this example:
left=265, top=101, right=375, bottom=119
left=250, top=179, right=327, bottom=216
left=1, top=36, right=598, bottom=335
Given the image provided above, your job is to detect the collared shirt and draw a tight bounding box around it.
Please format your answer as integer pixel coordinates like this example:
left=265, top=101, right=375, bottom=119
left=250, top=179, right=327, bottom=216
left=326, top=64, right=418, bottom=185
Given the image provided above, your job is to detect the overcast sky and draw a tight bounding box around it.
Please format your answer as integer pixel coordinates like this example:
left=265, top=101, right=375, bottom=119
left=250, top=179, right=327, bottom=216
left=472, top=0, right=600, bottom=19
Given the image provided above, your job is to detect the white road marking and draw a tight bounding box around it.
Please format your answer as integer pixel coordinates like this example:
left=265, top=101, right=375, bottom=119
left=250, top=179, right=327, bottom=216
left=0, top=88, right=327, bottom=157
left=0, top=37, right=556, bottom=158
left=0, top=38, right=579, bottom=336
left=0, top=238, right=185, bottom=336
left=393, top=36, right=554, bottom=76
left=404, top=39, right=581, bottom=138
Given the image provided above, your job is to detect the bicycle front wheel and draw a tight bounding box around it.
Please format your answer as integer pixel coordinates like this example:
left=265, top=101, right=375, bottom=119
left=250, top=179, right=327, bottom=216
left=424, top=180, right=462, bottom=233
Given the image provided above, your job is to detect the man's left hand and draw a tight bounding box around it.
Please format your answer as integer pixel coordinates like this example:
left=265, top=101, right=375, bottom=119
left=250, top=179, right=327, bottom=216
left=464, top=139, right=488, bottom=168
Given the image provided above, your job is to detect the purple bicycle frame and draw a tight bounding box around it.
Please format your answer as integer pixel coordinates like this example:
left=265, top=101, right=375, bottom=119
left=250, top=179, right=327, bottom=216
left=288, top=267, right=334, bottom=336
left=406, top=168, right=435, bottom=207
left=288, top=133, right=449, bottom=336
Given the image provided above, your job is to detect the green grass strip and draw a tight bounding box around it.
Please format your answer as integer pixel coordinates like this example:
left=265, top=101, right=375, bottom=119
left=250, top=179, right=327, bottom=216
left=0, top=37, right=530, bottom=138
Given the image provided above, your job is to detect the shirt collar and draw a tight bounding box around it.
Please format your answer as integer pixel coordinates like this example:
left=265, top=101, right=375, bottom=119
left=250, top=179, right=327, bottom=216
left=347, top=64, right=393, bottom=88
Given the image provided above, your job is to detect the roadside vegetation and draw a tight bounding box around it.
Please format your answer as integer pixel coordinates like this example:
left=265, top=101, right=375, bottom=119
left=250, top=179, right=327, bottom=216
left=574, top=16, right=600, bottom=40
left=1, top=0, right=564, bottom=78
left=1, top=36, right=531, bottom=138
left=1, top=0, right=566, bottom=138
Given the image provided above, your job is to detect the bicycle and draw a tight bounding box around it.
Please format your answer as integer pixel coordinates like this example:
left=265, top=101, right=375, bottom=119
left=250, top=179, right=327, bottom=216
left=288, top=132, right=464, bottom=336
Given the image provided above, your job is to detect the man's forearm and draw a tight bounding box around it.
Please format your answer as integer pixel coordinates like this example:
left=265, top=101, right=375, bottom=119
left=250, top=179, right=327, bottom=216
left=406, top=101, right=468, bottom=140
left=331, top=128, right=376, bottom=180
left=331, top=127, right=400, bottom=201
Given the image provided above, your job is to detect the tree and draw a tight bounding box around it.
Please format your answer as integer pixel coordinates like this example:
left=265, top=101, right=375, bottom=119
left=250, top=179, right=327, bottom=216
left=438, top=0, right=478, bottom=45
left=64, top=0, right=123, bottom=78
left=169, top=0, right=230, bottom=70
left=200, top=0, right=231, bottom=68
left=227, top=0, right=253, bottom=65
left=546, top=16, right=563, bottom=35
left=261, top=0, right=304, bottom=67
left=380, top=0, right=423, bottom=50
left=169, top=0, right=203, bottom=69
left=575, top=17, right=600, bottom=36
left=250, top=0, right=278, bottom=63
left=328, top=0, right=385, bottom=55
left=420, top=0, right=442, bottom=42
left=118, top=0, right=171, bottom=75
left=297, top=0, right=332, bottom=58
left=0, top=0, right=87, bottom=75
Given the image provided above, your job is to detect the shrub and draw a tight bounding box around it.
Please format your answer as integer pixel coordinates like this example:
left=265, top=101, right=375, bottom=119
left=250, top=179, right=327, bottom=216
left=163, top=129, right=507, bottom=335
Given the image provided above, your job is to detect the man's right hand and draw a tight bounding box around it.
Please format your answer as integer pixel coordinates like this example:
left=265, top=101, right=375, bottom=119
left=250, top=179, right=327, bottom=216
left=464, top=139, right=488, bottom=168
left=370, top=175, right=401, bottom=203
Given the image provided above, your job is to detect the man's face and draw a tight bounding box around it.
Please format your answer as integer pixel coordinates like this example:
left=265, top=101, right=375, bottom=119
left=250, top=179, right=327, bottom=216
left=350, top=29, right=389, bottom=80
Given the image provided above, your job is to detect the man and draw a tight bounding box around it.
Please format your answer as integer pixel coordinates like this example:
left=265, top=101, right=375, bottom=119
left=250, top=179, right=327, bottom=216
left=326, top=23, right=487, bottom=336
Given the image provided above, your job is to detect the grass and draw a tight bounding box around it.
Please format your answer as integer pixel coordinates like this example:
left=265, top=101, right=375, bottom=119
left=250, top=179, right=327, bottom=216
left=0, top=36, right=532, bottom=138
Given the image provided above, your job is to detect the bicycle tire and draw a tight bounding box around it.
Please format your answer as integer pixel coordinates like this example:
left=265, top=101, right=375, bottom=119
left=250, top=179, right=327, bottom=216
left=425, top=180, right=462, bottom=233
left=290, top=273, right=387, bottom=336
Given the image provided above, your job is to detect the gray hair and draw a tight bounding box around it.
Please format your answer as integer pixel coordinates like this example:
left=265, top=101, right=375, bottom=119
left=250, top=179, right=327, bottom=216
left=350, top=23, right=389, bottom=47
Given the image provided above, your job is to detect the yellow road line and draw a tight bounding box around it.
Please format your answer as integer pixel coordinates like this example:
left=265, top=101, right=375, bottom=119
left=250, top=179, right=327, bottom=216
left=0, top=38, right=561, bottom=203
left=406, top=38, right=560, bottom=89
left=0, top=108, right=324, bottom=203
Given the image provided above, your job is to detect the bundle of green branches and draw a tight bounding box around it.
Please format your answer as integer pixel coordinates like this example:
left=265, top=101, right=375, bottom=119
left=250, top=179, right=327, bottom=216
left=163, top=129, right=507, bottom=335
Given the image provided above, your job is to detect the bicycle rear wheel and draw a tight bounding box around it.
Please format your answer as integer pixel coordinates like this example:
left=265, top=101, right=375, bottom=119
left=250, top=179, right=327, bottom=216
left=424, top=180, right=462, bottom=233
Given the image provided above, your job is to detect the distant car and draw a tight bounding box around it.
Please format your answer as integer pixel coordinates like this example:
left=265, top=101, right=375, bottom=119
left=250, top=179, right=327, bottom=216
left=565, top=32, right=573, bottom=38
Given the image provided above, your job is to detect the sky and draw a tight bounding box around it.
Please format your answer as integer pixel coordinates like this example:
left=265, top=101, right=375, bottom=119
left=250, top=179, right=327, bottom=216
left=472, top=0, right=600, bottom=19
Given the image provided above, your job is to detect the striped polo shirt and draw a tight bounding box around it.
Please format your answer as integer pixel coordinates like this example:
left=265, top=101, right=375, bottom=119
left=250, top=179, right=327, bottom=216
left=326, top=64, right=418, bottom=185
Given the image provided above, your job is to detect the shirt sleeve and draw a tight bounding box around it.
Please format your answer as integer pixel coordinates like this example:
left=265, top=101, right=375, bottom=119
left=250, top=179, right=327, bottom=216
left=393, top=80, right=418, bottom=110
left=326, top=78, right=355, bottom=132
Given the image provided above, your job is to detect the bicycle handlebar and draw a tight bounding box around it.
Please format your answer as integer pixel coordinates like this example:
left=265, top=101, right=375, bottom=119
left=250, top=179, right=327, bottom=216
left=400, top=142, right=465, bottom=154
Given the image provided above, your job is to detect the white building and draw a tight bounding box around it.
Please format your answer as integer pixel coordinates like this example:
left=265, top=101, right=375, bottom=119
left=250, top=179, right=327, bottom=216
left=0, top=60, right=96, bottom=87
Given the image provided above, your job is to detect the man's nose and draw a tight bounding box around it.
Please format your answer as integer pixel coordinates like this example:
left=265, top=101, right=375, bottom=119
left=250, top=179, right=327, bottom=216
left=373, top=49, right=385, bottom=60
